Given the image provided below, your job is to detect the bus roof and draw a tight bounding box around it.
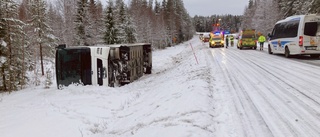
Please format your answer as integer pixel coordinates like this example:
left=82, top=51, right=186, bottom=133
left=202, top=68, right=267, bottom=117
left=59, top=43, right=151, bottom=49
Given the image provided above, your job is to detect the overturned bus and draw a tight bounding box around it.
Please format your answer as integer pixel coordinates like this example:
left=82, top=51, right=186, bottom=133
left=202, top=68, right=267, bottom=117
left=55, top=43, right=152, bottom=88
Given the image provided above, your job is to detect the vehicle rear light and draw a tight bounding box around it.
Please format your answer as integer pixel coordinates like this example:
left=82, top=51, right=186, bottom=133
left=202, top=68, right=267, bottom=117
left=299, top=36, right=303, bottom=46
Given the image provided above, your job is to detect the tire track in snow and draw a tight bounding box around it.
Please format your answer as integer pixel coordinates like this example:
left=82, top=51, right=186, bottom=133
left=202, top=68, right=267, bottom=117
left=230, top=49, right=320, bottom=114
left=223, top=48, right=320, bottom=136
left=224, top=49, right=300, bottom=137
left=207, top=48, right=273, bottom=137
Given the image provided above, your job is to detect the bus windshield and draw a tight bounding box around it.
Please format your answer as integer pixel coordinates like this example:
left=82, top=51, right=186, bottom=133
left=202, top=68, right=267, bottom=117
left=55, top=47, right=92, bottom=87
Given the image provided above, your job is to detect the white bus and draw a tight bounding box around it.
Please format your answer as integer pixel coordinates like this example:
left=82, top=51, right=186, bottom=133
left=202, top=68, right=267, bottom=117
left=55, top=43, right=152, bottom=88
left=268, top=14, right=320, bottom=58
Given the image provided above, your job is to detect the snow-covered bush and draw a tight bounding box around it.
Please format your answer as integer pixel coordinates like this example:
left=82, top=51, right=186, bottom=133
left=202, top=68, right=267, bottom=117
left=44, top=69, right=53, bottom=89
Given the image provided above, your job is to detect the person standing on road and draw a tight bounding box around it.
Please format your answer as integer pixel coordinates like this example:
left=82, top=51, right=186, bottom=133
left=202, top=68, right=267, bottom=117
left=225, top=35, right=229, bottom=48
left=230, top=35, right=234, bottom=46
left=258, top=34, right=266, bottom=51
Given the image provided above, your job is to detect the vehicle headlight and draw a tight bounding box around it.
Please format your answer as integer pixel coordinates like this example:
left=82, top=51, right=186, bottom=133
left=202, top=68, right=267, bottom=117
left=221, top=41, right=224, bottom=44
left=211, top=41, right=215, bottom=44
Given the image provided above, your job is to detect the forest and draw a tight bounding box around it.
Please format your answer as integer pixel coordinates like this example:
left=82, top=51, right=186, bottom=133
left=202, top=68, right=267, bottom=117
left=193, top=15, right=242, bottom=33
left=0, top=0, right=193, bottom=92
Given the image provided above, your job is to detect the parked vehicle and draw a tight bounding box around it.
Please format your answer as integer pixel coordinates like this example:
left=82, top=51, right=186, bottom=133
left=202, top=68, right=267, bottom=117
left=202, top=33, right=210, bottom=42
left=199, top=33, right=204, bottom=41
left=268, top=14, right=320, bottom=58
left=237, top=29, right=257, bottom=50
left=209, top=31, right=224, bottom=48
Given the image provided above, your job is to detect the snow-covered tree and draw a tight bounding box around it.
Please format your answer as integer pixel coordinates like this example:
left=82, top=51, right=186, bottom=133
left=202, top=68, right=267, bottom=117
left=87, top=0, right=103, bottom=45
left=103, top=0, right=118, bottom=44
left=114, top=0, right=126, bottom=43
left=47, top=4, right=64, bottom=46
left=44, top=69, right=52, bottom=88
left=54, top=0, right=78, bottom=46
left=0, top=0, right=26, bottom=92
left=124, top=9, right=137, bottom=44
left=75, top=0, right=90, bottom=46
left=309, top=0, right=320, bottom=14
left=241, top=0, right=256, bottom=30
left=28, top=0, right=57, bottom=76
left=278, top=0, right=312, bottom=17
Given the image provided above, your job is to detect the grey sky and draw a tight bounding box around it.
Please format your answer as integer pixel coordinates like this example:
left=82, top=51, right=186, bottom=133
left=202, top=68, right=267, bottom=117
left=101, top=0, right=249, bottom=17
left=184, top=0, right=249, bottom=16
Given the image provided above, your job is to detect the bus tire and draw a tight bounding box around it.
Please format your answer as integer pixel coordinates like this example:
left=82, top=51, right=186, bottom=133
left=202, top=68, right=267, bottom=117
left=146, top=66, right=152, bottom=74
left=285, top=46, right=290, bottom=58
left=268, top=45, right=273, bottom=54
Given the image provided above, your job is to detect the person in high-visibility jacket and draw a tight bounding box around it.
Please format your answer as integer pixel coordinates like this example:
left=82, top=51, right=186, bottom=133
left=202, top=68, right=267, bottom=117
left=230, top=35, right=234, bottom=46
left=258, top=35, right=266, bottom=51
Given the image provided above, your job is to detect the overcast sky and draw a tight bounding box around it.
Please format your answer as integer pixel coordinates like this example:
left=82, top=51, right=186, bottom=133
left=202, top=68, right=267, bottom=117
left=184, top=0, right=249, bottom=16
left=100, top=0, right=249, bottom=17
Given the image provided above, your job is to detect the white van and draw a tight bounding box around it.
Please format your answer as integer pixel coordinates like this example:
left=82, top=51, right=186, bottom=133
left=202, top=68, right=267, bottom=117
left=268, top=14, right=320, bottom=58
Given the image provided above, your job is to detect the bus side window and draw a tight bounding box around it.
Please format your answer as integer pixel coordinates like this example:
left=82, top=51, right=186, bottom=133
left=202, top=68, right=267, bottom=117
left=97, top=59, right=103, bottom=86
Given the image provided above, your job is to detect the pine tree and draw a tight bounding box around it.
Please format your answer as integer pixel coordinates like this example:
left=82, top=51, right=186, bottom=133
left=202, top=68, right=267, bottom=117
left=103, top=0, right=118, bottom=44
left=115, top=0, right=127, bottom=43
left=75, top=0, right=90, bottom=46
left=0, top=0, right=26, bottom=92
left=87, top=0, right=102, bottom=45
left=125, top=13, right=137, bottom=43
left=28, top=0, right=57, bottom=77
left=47, top=4, right=64, bottom=46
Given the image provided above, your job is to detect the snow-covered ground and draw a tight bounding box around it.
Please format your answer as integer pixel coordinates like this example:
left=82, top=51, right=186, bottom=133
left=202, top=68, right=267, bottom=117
left=1, top=36, right=320, bottom=137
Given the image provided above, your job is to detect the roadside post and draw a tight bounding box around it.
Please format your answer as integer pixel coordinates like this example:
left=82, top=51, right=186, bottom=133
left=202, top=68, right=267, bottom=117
left=190, top=43, right=199, bottom=65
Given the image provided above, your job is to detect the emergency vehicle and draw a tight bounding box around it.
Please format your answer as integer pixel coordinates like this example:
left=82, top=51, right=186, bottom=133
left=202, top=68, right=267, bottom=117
left=237, top=29, right=257, bottom=50
left=209, top=31, right=224, bottom=48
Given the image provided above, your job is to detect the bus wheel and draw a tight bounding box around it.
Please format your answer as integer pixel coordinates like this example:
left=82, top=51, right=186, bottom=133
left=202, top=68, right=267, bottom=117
left=285, top=47, right=290, bottom=58
left=268, top=45, right=273, bottom=54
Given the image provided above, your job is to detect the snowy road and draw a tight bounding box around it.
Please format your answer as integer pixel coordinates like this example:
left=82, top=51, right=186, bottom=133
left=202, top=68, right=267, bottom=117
left=204, top=43, right=320, bottom=137
left=1, top=36, right=320, bottom=137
